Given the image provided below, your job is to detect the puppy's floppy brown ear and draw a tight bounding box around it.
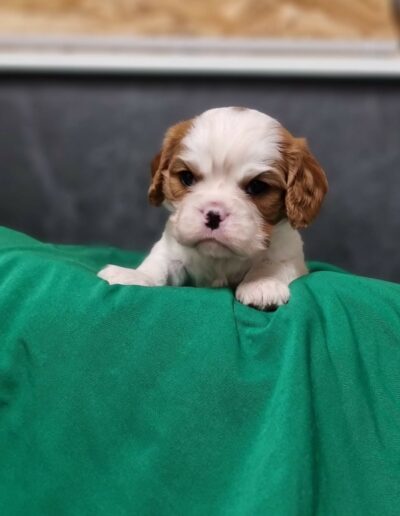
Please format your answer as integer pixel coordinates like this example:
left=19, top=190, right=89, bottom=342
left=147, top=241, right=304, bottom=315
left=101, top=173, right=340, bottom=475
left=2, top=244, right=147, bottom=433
left=148, top=152, right=164, bottom=206
left=284, top=137, right=328, bottom=229
left=148, top=119, right=193, bottom=207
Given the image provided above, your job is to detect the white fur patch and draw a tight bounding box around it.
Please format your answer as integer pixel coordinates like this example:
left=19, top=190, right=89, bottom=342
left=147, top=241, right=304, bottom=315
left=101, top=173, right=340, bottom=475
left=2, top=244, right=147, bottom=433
left=180, top=107, right=282, bottom=179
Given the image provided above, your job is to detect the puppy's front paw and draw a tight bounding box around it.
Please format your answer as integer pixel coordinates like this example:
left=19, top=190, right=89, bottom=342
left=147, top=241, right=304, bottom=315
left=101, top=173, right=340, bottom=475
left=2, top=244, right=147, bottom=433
left=236, top=278, right=290, bottom=310
left=97, top=265, right=153, bottom=286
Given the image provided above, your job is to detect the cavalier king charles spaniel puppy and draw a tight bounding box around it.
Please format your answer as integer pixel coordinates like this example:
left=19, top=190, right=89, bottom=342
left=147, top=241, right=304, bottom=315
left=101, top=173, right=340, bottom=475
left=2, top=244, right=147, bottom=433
left=98, top=107, right=328, bottom=310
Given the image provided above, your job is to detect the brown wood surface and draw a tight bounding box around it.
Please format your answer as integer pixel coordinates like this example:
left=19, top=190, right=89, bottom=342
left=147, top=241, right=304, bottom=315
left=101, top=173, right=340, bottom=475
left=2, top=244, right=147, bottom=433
left=0, top=0, right=396, bottom=39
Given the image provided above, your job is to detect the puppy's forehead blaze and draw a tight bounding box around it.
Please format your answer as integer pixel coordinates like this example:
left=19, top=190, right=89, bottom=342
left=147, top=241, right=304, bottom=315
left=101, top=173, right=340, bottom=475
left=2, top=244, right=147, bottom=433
left=179, top=110, right=282, bottom=177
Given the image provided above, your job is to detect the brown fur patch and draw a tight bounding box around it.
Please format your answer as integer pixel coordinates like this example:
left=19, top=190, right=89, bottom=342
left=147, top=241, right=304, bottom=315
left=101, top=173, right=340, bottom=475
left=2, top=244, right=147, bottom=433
left=240, top=169, right=287, bottom=242
left=278, top=128, right=328, bottom=229
left=251, top=187, right=286, bottom=226
left=242, top=128, right=327, bottom=235
left=163, top=159, right=200, bottom=202
left=148, top=119, right=193, bottom=206
left=240, top=173, right=286, bottom=225
left=162, top=174, right=188, bottom=202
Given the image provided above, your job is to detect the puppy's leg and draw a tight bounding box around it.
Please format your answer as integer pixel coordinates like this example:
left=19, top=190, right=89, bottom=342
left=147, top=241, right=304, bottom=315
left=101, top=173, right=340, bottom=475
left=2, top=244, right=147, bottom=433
left=235, top=258, right=307, bottom=310
left=98, top=263, right=156, bottom=286
left=98, top=236, right=185, bottom=287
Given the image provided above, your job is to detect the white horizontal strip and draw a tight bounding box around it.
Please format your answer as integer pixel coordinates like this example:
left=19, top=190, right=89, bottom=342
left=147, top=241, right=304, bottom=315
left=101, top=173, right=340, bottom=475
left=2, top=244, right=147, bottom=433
left=0, top=35, right=399, bottom=77
left=0, top=51, right=400, bottom=77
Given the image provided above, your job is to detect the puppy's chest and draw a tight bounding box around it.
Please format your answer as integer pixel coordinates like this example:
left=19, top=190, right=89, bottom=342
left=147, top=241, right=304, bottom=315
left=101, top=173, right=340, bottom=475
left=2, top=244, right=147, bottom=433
left=184, top=256, right=249, bottom=288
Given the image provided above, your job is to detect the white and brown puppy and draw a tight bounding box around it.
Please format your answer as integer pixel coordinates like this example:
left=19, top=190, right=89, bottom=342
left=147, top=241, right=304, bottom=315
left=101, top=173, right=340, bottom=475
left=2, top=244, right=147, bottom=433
left=98, top=107, right=327, bottom=309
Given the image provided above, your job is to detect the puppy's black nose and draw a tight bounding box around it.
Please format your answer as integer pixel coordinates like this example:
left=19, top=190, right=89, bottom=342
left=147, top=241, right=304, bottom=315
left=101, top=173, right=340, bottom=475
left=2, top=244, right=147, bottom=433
left=205, top=210, right=221, bottom=230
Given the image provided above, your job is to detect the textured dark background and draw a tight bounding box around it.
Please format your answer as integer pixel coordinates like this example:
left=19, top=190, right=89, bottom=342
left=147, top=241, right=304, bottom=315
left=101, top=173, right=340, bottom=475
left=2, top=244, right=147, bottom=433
left=0, top=74, right=399, bottom=280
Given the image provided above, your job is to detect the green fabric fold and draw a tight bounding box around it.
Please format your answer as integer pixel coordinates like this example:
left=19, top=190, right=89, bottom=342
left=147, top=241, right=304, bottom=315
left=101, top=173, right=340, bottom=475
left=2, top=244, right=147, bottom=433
left=0, top=226, right=399, bottom=515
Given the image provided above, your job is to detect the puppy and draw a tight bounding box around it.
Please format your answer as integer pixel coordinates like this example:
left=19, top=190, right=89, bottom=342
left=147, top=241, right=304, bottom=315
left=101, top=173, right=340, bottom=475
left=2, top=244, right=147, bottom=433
left=98, top=107, right=327, bottom=310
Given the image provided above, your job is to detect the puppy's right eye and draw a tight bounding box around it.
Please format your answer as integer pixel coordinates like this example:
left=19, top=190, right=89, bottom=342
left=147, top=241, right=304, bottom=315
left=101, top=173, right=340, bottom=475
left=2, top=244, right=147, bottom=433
left=179, top=170, right=195, bottom=187
left=245, top=179, right=269, bottom=196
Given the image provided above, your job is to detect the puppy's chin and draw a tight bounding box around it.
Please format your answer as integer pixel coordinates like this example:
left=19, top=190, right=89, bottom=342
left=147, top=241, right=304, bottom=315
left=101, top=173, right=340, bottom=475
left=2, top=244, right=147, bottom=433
left=175, top=231, right=268, bottom=259
left=173, top=230, right=238, bottom=258
left=195, top=239, right=235, bottom=259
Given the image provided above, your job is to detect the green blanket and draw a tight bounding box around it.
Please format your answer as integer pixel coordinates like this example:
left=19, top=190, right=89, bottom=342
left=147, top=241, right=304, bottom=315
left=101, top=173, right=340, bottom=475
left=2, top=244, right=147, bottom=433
left=0, top=226, right=400, bottom=516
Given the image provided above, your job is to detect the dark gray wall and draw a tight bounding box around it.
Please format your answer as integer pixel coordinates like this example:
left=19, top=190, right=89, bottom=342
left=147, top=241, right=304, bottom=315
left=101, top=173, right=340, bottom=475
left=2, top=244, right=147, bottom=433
left=0, top=74, right=399, bottom=281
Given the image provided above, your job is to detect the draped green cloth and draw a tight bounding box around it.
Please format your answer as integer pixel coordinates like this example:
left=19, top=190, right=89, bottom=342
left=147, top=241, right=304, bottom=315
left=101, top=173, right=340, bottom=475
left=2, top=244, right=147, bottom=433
left=0, top=227, right=399, bottom=515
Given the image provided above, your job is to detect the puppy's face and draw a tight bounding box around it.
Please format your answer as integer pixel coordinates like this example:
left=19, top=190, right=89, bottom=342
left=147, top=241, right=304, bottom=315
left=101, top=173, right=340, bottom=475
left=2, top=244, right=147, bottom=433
left=149, top=107, right=327, bottom=259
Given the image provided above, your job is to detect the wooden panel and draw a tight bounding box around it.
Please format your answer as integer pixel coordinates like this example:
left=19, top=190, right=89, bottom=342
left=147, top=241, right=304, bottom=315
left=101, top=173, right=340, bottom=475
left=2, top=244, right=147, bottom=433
left=0, top=0, right=396, bottom=39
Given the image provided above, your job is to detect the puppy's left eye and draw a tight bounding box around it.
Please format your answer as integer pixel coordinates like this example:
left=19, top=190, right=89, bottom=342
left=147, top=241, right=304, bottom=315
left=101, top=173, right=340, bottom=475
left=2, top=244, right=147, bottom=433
left=179, top=170, right=196, bottom=187
left=245, top=179, right=269, bottom=196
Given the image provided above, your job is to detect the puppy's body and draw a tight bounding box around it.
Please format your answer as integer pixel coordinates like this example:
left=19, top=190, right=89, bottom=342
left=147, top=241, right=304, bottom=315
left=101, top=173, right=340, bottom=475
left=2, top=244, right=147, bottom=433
left=99, top=107, right=327, bottom=309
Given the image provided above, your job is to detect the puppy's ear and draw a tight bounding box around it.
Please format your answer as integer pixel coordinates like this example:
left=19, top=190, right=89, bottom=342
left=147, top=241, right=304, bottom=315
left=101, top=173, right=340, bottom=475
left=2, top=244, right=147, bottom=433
left=148, top=152, right=164, bottom=206
left=284, top=137, right=328, bottom=229
left=148, top=120, right=193, bottom=206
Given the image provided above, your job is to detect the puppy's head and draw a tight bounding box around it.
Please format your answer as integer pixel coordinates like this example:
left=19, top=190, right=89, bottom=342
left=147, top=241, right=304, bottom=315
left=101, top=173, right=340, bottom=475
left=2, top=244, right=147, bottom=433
left=149, top=107, right=327, bottom=259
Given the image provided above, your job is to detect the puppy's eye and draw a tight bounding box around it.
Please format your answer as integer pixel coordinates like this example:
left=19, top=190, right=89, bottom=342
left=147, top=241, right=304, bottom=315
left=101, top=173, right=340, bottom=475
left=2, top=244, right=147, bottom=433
left=179, top=170, right=196, bottom=187
left=245, top=179, right=269, bottom=196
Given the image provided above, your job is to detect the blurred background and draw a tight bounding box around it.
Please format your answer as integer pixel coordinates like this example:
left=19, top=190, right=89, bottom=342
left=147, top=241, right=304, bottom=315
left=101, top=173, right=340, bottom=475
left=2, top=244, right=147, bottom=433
left=0, top=0, right=399, bottom=279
